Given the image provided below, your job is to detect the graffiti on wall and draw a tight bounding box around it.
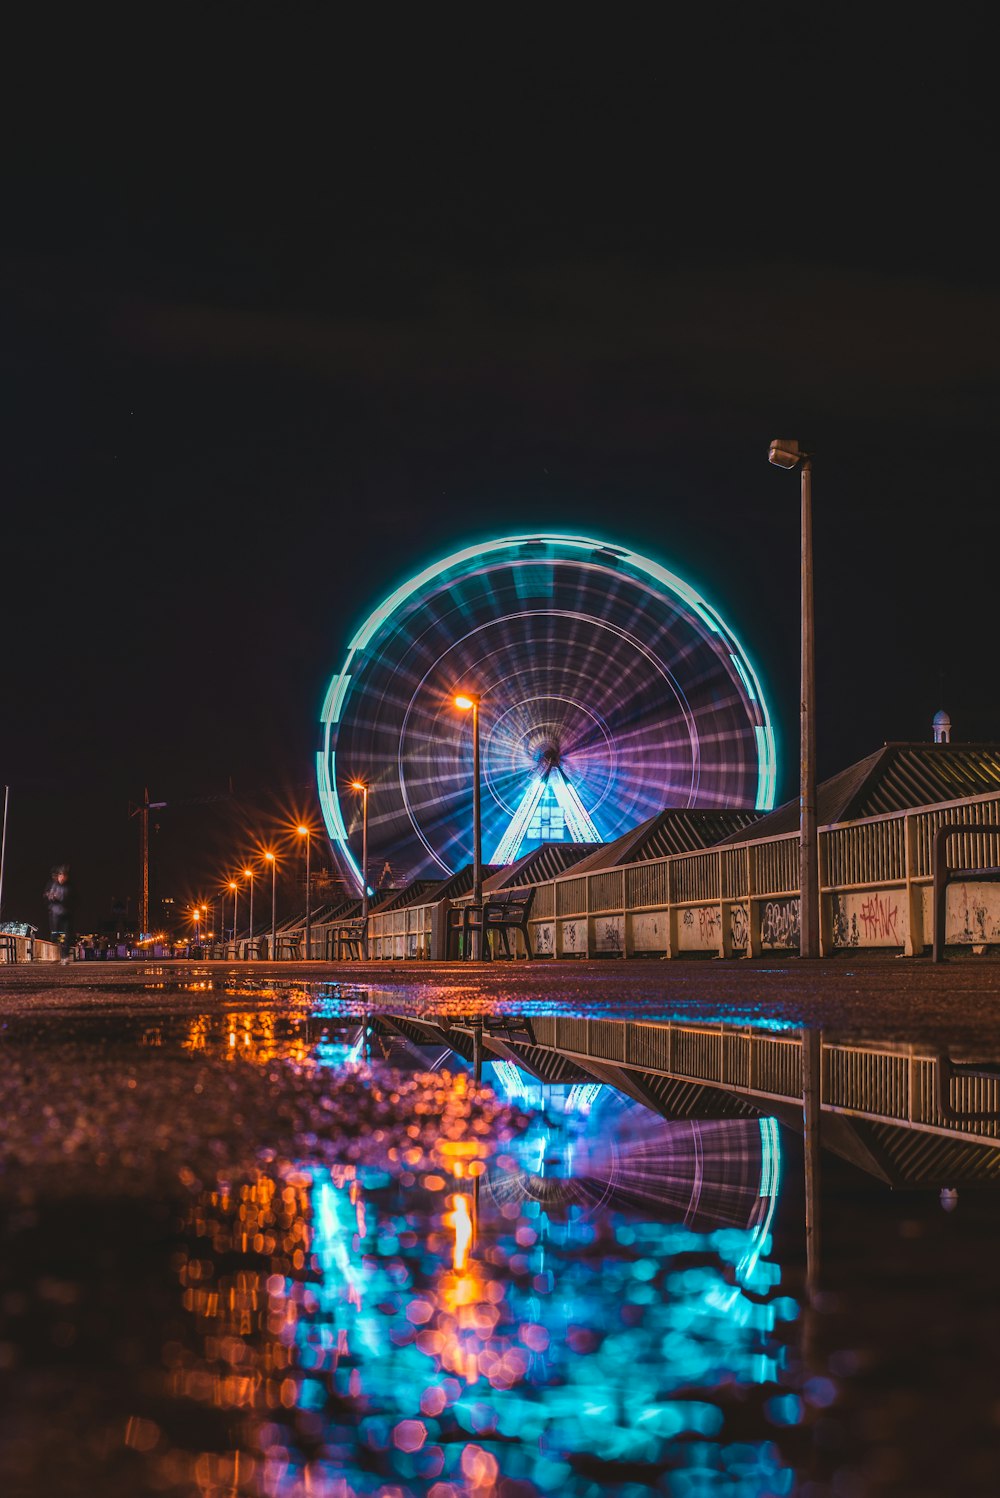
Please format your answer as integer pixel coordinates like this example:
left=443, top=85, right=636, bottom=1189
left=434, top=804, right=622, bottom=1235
left=632, top=913, right=663, bottom=951
left=760, top=898, right=800, bottom=949
left=831, top=896, right=859, bottom=948
left=833, top=890, right=904, bottom=948
left=730, top=903, right=749, bottom=952
left=535, top=923, right=555, bottom=954
left=681, top=906, right=721, bottom=949
left=596, top=916, right=625, bottom=953
left=858, top=894, right=899, bottom=944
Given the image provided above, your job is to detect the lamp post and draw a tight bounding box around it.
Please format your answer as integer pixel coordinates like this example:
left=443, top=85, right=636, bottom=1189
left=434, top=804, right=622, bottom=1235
left=264, top=851, right=277, bottom=960
left=243, top=867, right=255, bottom=957
left=297, top=826, right=312, bottom=958
left=228, top=879, right=238, bottom=952
left=350, top=781, right=370, bottom=919
left=192, top=907, right=201, bottom=952
left=454, top=692, right=483, bottom=918
left=768, top=439, right=819, bottom=959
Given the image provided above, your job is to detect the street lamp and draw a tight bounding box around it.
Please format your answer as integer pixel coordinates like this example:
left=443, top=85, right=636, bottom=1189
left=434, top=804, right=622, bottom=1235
left=350, top=781, right=370, bottom=920
left=297, top=826, right=312, bottom=959
left=228, top=879, right=239, bottom=952
left=192, top=906, right=201, bottom=951
left=243, top=866, right=255, bottom=958
left=264, top=851, right=277, bottom=960
left=454, top=692, right=483, bottom=922
left=769, top=439, right=819, bottom=959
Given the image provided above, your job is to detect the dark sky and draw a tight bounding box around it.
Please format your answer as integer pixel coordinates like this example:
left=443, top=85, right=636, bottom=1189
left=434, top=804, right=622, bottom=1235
left=3, top=13, right=998, bottom=929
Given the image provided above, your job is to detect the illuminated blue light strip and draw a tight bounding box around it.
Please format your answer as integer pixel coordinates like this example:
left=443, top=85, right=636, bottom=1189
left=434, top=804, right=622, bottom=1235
left=490, top=774, right=547, bottom=865
left=316, top=749, right=365, bottom=893
left=550, top=765, right=602, bottom=844
left=730, top=653, right=756, bottom=703
left=736, top=1117, right=781, bottom=1285
left=324, top=673, right=352, bottom=724
left=754, top=725, right=777, bottom=811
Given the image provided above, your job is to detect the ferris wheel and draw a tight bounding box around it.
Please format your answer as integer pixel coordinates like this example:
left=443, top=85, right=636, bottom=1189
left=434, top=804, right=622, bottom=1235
left=317, top=533, right=776, bottom=891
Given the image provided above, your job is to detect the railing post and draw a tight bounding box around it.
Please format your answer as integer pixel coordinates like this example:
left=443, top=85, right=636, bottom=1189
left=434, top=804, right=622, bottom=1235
left=802, top=1028, right=823, bottom=1301
left=664, top=862, right=677, bottom=959
left=903, top=814, right=924, bottom=956
left=746, top=846, right=762, bottom=957
left=817, top=829, right=833, bottom=957
left=932, top=824, right=961, bottom=963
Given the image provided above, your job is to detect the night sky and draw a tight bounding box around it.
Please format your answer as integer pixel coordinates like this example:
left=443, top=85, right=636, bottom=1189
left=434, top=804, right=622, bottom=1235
left=3, top=15, right=997, bottom=930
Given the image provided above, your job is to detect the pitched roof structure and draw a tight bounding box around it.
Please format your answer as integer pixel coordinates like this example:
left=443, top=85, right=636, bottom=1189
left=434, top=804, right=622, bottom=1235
left=483, top=842, right=605, bottom=891
left=716, top=743, right=1000, bottom=846
left=564, top=808, right=761, bottom=874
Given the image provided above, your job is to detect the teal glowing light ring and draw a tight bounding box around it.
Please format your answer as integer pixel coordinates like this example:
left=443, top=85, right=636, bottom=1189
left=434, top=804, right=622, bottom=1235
left=318, top=532, right=777, bottom=889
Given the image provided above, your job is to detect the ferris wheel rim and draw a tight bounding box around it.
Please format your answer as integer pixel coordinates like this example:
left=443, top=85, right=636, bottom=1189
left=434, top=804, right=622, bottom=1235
left=317, top=532, right=777, bottom=890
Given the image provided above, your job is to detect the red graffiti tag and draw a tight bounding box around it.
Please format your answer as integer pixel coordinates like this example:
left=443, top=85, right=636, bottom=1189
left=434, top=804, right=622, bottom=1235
left=858, top=894, right=899, bottom=942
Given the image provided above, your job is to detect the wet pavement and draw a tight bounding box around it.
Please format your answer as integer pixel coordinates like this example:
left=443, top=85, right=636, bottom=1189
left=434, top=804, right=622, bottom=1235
left=2, top=965, right=1000, bottom=1496
left=5, top=956, right=1000, bottom=1044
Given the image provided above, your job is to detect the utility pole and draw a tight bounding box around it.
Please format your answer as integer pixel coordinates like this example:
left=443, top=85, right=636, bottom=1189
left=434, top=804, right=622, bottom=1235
left=141, top=788, right=149, bottom=936
left=0, top=784, right=9, bottom=918
left=129, top=788, right=166, bottom=937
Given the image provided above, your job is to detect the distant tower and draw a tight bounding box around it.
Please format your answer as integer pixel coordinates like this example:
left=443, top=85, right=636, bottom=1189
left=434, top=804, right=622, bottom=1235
left=933, top=709, right=952, bottom=745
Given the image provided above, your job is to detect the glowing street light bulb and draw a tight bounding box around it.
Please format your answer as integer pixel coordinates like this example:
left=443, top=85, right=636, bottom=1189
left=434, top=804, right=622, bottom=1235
left=454, top=694, right=477, bottom=711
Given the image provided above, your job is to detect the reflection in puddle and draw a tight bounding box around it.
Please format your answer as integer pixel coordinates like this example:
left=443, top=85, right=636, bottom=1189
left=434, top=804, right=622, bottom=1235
left=157, top=1056, right=794, bottom=1496
left=0, top=1011, right=800, bottom=1494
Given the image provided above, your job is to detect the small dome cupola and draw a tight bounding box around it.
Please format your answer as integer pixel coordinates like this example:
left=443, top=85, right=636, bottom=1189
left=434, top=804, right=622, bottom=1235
left=933, top=709, right=952, bottom=745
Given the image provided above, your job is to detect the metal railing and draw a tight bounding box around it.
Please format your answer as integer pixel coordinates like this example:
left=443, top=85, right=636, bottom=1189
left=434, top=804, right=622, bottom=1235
left=358, top=789, right=1000, bottom=960
left=524, top=1018, right=1000, bottom=1145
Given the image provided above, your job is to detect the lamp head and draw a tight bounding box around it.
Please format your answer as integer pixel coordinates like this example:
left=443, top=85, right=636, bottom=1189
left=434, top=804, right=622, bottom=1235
left=454, top=693, right=479, bottom=711
left=296, top=825, right=309, bottom=837
left=350, top=780, right=368, bottom=792
left=228, top=881, right=237, bottom=891
left=264, top=851, right=275, bottom=863
left=768, top=439, right=808, bottom=469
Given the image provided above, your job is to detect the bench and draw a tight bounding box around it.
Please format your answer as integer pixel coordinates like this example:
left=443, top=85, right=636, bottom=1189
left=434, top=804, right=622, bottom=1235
left=450, top=887, right=535, bottom=960
left=326, top=918, right=368, bottom=960
left=274, top=934, right=302, bottom=960
left=0, top=934, right=18, bottom=963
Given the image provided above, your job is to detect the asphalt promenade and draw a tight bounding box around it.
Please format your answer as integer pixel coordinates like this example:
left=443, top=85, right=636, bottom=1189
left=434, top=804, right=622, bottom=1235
left=3, top=954, right=1000, bottom=1044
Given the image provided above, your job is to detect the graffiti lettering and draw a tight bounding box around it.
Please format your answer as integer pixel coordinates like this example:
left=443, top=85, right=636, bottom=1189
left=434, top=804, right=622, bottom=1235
left=761, top=899, right=800, bottom=948
left=698, top=906, right=721, bottom=940
left=858, top=895, right=899, bottom=943
left=730, top=903, right=749, bottom=951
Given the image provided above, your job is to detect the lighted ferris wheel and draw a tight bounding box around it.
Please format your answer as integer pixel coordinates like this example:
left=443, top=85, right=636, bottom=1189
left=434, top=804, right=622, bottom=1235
left=317, top=533, right=776, bottom=890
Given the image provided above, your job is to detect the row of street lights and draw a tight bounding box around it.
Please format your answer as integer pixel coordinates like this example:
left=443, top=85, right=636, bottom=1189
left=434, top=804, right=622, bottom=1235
left=187, top=785, right=372, bottom=959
